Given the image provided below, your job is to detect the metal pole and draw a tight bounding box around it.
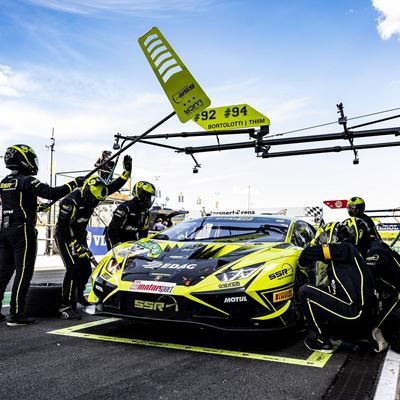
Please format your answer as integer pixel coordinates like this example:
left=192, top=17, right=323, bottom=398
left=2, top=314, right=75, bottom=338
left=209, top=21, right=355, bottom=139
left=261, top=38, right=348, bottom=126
left=46, top=129, right=55, bottom=255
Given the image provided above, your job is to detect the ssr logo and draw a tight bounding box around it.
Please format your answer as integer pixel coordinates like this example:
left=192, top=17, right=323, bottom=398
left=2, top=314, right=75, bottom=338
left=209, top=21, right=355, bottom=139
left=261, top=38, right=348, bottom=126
left=268, top=264, right=294, bottom=280
left=134, top=295, right=178, bottom=312
left=172, top=83, right=195, bottom=104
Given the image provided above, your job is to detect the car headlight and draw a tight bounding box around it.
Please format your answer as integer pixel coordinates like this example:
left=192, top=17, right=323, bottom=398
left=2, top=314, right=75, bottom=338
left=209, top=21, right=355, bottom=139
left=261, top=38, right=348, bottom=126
left=105, top=258, right=121, bottom=274
left=216, top=266, right=259, bottom=282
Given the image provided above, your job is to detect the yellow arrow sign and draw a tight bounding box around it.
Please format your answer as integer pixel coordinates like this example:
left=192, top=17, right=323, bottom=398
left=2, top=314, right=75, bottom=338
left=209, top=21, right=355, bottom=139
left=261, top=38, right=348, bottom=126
left=193, top=104, right=270, bottom=131
left=138, top=27, right=211, bottom=123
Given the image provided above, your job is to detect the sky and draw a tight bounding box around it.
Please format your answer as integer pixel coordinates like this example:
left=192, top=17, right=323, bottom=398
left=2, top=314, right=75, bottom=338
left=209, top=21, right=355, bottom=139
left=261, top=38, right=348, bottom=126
left=0, top=0, right=400, bottom=214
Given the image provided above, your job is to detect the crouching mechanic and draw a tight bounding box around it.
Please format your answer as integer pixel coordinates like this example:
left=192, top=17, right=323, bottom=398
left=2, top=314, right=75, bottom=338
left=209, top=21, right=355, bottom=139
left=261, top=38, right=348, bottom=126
left=297, top=222, right=383, bottom=353
left=55, top=155, right=132, bottom=319
left=365, top=237, right=400, bottom=351
left=105, top=181, right=156, bottom=250
left=0, top=144, right=84, bottom=326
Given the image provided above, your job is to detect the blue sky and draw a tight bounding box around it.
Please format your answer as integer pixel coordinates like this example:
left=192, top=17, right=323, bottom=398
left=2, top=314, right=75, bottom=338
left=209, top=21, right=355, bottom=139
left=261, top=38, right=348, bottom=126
left=0, top=0, right=399, bottom=213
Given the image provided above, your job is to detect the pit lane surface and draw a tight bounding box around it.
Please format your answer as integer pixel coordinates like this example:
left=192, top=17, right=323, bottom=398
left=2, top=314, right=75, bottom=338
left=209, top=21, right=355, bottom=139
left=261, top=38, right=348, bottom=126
left=0, top=269, right=388, bottom=400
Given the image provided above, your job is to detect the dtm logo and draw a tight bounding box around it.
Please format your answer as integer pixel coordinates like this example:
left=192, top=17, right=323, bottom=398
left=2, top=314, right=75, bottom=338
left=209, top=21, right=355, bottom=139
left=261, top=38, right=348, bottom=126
left=268, top=264, right=294, bottom=280
left=224, top=296, right=247, bottom=303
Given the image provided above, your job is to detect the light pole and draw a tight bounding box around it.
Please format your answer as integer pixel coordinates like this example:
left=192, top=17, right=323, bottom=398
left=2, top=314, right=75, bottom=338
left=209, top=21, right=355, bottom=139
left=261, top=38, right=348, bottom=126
left=45, top=128, right=55, bottom=255
left=247, top=185, right=251, bottom=211
left=155, top=175, right=161, bottom=198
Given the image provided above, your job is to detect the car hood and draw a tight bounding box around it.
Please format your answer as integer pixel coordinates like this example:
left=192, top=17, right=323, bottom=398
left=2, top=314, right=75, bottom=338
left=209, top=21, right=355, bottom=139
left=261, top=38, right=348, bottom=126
left=118, top=239, right=295, bottom=286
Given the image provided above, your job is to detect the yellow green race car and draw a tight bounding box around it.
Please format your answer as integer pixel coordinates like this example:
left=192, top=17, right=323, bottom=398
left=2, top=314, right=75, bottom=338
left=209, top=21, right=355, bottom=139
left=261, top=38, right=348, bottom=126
left=89, top=215, right=316, bottom=331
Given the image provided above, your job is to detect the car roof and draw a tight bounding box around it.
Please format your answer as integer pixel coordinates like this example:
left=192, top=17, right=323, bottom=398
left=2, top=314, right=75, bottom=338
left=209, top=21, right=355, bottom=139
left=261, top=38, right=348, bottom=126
left=198, top=215, right=301, bottom=223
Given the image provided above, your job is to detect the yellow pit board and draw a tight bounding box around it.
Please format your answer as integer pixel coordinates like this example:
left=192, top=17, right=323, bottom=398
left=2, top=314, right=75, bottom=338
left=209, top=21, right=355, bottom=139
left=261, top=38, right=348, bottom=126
left=193, top=104, right=270, bottom=131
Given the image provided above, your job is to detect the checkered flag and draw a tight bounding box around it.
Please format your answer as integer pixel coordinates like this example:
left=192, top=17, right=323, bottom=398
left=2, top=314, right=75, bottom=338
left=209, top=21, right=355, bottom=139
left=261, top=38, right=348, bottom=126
left=305, top=206, right=323, bottom=225
left=305, top=206, right=323, bottom=218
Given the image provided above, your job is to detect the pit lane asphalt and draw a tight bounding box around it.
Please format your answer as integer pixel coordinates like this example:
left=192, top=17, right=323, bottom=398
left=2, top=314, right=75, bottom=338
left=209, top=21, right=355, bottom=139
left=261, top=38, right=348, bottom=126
left=0, top=270, right=387, bottom=400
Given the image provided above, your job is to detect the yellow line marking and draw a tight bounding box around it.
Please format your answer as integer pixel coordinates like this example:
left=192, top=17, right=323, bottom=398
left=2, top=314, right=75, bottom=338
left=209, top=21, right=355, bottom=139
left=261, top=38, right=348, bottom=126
left=48, top=318, right=336, bottom=368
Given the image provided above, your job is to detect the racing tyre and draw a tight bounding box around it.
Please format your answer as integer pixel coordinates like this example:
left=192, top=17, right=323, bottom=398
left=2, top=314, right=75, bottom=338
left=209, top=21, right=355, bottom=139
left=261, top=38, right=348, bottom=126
left=24, top=283, right=62, bottom=317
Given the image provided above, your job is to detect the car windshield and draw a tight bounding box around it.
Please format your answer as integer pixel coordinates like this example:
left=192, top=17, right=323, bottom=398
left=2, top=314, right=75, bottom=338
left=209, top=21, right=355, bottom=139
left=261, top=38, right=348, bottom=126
left=152, top=216, right=290, bottom=243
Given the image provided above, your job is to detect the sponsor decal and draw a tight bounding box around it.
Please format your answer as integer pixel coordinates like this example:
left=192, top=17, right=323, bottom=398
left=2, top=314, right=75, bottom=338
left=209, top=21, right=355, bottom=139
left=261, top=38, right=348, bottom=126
left=268, top=264, right=294, bottom=280
left=136, top=241, right=162, bottom=257
left=129, top=280, right=175, bottom=294
left=101, top=272, right=112, bottom=280
left=366, top=254, right=380, bottom=262
left=273, top=288, right=293, bottom=302
left=134, top=295, right=179, bottom=312
left=218, top=282, right=241, bottom=289
left=0, top=180, right=17, bottom=189
left=172, top=83, right=195, bottom=104
left=224, top=296, right=247, bottom=303
left=142, top=260, right=197, bottom=270
left=94, top=284, right=103, bottom=292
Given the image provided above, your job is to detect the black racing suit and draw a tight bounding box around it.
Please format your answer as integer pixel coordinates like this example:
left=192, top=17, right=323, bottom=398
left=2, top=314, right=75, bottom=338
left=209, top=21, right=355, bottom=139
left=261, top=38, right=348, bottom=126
left=360, top=213, right=381, bottom=239
left=365, top=239, right=400, bottom=339
left=298, top=242, right=378, bottom=340
left=0, top=172, right=80, bottom=317
left=105, top=198, right=150, bottom=250
left=55, top=176, right=128, bottom=309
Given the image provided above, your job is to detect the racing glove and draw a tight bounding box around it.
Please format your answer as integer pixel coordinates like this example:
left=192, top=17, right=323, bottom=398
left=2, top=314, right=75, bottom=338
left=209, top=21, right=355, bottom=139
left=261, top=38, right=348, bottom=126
left=65, top=176, right=85, bottom=192
left=74, top=176, right=86, bottom=188
left=70, top=239, right=90, bottom=258
left=120, top=155, right=132, bottom=180
left=37, top=202, right=51, bottom=213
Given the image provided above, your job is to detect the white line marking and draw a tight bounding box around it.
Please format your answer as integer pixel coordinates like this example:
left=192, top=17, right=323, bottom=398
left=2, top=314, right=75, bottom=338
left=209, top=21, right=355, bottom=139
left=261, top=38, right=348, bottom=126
left=374, top=349, right=400, bottom=400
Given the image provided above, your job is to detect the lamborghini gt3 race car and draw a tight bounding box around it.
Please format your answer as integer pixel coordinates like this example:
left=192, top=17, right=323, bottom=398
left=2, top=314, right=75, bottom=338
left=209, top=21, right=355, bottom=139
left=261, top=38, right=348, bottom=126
left=89, top=216, right=317, bottom=331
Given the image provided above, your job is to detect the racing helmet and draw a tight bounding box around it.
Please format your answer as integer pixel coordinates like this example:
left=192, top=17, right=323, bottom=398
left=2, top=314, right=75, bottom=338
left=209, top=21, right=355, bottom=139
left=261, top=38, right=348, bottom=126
left=81, top=176, right=108, bottom=204
left=314, top=222, right=352, bottom=245
left=347, top=197, right=365, bottom=217
left=4, top=144, right=39, bottom=175
left=132, top=181, right=156, bottom=208
left=342, top=217, right=370, bottom=246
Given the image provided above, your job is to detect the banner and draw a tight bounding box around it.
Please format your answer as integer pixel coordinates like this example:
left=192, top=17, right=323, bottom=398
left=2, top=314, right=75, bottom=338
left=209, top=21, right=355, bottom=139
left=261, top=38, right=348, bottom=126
left=323, top=200, right=348, bottom=209
left=87, top=227, right=108, bottom=256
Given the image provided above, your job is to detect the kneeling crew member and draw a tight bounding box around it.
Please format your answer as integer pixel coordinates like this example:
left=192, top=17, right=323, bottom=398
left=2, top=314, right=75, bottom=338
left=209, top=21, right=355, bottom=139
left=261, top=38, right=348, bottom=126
left=55, top=155, right=132, bottom=320
left=0, top=144, right=84, bottom=326
left=297, top=222, right=381, bottom=353
left=105, top=181, right=156, bottom=250
left=365, top=236, right=400, bottom=350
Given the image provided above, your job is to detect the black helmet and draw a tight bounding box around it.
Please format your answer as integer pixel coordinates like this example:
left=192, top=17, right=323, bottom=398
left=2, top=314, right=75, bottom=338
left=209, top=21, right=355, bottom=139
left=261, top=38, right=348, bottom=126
left=132, top=181, right=156, bottom=208
left=342, top=217, right=371, bottom=247
left=4, top=144, right=39, bottom=175
left=347, top=197, right=365, bottom=217
left=314, top=222, right=352, bottom=245
left=81, top=176, right=108, bottom=205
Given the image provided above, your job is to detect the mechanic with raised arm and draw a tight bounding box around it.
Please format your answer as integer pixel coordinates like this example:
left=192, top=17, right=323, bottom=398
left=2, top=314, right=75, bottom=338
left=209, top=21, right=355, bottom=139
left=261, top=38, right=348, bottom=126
left=347, top=196, right=381, bottom=239
left=105, top=180, right=155, bottom=250
left=55, top=155, right=132, bottom=320
left=297, top=222, right=384, bottom=353
left=0, top=144, right=84, bottom=326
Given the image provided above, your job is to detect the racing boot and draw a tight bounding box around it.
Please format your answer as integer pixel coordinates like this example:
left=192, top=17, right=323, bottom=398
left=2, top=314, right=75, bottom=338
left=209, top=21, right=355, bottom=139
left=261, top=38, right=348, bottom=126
left=304, top=335, right=333, bottom=353
left=59, top=306, right=81, bottom=320
left=6, top=314, right=38, bottom=327
left=77, top=296, right=91, bottom=308
left=370, top=327, right=389, bottom=353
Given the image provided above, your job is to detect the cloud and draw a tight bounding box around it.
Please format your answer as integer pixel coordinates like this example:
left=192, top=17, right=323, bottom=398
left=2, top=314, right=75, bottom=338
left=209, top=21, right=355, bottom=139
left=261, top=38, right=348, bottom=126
left=25, top=0, right=213, bottom=15
left=372, top=0, right=400, bottom=40
left=0, top=65, right=38, bottom=98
